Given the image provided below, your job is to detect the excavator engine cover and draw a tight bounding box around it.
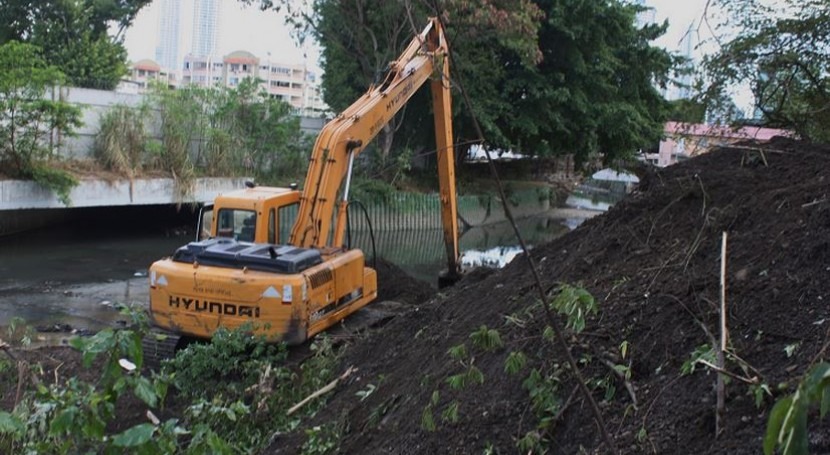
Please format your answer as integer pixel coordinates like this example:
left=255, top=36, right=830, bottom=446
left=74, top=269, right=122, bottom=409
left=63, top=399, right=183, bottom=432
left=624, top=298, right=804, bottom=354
left=172, top=238, right=323, bottom=274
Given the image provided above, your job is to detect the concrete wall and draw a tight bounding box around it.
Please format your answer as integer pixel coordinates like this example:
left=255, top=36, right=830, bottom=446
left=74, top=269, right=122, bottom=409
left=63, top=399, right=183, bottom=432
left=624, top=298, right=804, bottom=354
left=58, top=87, right=151, bottom=160
left=0, top=177, right=250, bottom=210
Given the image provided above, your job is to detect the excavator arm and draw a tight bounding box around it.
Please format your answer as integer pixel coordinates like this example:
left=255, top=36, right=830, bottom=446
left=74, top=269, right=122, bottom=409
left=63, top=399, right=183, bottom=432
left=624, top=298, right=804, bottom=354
left=289, top=17, right=460, bottom=280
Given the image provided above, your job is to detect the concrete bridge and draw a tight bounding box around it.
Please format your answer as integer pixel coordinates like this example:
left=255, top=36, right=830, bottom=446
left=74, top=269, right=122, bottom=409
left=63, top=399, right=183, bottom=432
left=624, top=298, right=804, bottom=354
left=0, top=177, right=250, bottom=236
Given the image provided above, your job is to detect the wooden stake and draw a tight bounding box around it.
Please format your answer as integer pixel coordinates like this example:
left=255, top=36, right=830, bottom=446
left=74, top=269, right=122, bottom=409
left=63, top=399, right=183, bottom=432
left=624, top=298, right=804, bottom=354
left=716, top=232, right=728, bottom=436
left=287, top=366, right=356, bottom=416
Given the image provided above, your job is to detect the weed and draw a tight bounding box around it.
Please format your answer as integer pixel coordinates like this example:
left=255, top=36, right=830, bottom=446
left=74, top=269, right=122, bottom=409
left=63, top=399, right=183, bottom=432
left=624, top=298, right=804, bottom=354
left=681, top=344, right=717, bottom=375
left=302, top=423, right=340, bottom=455
left=469, top=325, right=504, bottom=351
left=504, top=351, right=528, bottom=375
left=548, top=284, right=597, bottom=334
left=764, top=362, right=830, bottom=455
left=441, top=400, right=460, bottom=424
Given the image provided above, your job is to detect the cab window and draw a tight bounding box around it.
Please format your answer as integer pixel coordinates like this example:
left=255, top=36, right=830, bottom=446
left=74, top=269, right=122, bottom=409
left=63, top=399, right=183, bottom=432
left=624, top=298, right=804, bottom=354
left=268, top=209, right=276, bottom=244
left=217, top=209, right=257, bottom=242
left=278, top=203, right=299, bottom=243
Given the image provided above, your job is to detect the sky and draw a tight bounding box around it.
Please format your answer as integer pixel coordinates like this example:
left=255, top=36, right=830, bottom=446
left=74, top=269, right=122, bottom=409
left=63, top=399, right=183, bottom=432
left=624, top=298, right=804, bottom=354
left=123, top=0, right=718, bottom=80
left=123, top=0, right=323, bottom=75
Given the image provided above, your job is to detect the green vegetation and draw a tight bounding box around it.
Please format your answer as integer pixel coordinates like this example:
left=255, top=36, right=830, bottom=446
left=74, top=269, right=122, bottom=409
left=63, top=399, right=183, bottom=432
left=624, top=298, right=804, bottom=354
left=0, top=0, right=151, bottom=90
left=703, top=0, right=830, bottom=140
left=246, top=0, right=672, bottom=169
left=91, top=79, right=313, bottom=200
left=764, top=362, right=830, bottom=455
left=0, top=311, right=338, bottom=454
left=0, top=41, right=82, bottom=205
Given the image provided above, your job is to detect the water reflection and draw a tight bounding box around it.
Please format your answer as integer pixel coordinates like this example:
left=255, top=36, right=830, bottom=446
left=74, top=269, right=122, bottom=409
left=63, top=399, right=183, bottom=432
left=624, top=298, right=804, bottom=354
left=461, top=246, right=523, bottom=269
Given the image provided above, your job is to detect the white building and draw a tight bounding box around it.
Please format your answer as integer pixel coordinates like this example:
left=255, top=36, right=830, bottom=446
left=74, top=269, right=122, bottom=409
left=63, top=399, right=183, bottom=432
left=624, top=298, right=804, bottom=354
left=154, top=0, right=182, bottom=74
left=192, top=0, right=221, bottom=58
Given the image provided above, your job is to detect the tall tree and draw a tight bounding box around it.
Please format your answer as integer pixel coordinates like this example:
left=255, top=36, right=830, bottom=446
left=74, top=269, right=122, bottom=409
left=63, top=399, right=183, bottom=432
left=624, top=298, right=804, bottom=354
left=493, top=0, right=673, bottom=164
left=0, top=0, right=152, bottom=90
left=701, top=0, right=830, bottom=141
left=241, top=0, right=543, bottom=173
left=0, top=41, right=82, bottom=204
left=243, top=0, right=672, bottom=167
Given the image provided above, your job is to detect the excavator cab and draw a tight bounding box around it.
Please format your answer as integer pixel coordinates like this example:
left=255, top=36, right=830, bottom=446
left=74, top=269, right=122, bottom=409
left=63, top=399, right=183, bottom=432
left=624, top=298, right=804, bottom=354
left=196, top=185, right=301, bottom=244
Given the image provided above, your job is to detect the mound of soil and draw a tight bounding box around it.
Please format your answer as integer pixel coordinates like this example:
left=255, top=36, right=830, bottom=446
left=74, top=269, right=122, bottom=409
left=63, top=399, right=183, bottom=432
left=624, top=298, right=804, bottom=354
left=266, top=137, right=830, bottom=454
left=374, top=258, right=436, bottom=305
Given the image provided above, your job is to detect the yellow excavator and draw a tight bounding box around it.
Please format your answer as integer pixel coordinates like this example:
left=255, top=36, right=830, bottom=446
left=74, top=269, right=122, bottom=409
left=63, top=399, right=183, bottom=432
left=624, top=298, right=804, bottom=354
left=144, top=17, right=460, bottom=357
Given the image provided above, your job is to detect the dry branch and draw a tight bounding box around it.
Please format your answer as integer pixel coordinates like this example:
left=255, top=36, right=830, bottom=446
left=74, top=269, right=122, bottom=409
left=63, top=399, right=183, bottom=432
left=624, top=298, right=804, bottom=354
left=716, top=232, right=728, bottom=436
left=287, top=366, right=356, bottom=416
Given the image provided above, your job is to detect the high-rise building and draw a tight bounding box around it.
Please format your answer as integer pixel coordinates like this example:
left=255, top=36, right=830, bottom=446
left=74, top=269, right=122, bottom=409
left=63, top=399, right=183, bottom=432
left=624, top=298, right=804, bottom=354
left=155, top=0, right=182, bottom=72
left=676, top=21, right=697, bottom=100
left=192, top=0, right=221, bottom=57
left=632, top=0, right=656, bottom=28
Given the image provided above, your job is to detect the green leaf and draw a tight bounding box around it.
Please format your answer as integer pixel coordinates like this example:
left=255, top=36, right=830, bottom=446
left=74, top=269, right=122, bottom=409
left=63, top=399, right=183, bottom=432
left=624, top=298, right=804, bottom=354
left=441, top=401, right=459, bottom=423
left=504, top=351, right=528, bottom=375
left=134, top=376, right=159, bottom=408
left=421, top=406, right=436, bottom=432
left=469, top=326, right=503, bottom=351
left=112, top=423, right=156, bottom=447
left=49, top=406, right=79, bottom=435
left=0, top=411, right=24, bottom=434
left=447, top=344, right=467, bottom=361
left=764, top=396, right=792, bottom=455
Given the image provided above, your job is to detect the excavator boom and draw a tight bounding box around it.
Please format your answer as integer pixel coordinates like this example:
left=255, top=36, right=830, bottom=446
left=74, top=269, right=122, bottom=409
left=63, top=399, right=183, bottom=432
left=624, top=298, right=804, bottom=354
left=290, top=17, right=460, bottom=279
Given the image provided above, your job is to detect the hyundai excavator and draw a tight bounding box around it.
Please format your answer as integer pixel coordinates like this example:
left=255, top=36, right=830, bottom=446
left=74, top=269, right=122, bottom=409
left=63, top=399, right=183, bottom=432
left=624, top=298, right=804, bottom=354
left=143, top=17, right=461, bottom=359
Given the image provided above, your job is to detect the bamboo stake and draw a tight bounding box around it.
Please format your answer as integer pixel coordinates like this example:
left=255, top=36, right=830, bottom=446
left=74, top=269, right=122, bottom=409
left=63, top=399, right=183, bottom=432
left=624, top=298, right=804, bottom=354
left=716, top=232, right=728, bottom=436
left=287, top=366, right=356, bottom=416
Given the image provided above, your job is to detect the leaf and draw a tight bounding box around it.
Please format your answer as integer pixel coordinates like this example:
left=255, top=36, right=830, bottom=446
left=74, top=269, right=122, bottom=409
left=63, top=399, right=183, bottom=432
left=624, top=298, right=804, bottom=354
left=134, top=376, right=159, bottom=408
left=49, top=406, right=79, bottom=435
left=112, top=423, right=155, bottom=447
left=0, top=411, right=24, bottom=434
left=421, top=406, right=436, bottom=432
left=447, top=344, right=467, bottom=361
left=504, top=351, right=528, bottom=375
left=764, top=396, right=793, bottom=455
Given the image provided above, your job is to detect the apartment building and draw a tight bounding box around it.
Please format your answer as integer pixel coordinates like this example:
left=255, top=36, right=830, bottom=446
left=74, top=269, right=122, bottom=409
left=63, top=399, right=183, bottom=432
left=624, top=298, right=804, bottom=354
left=126, top=59, right=177, bottom=91
left=179, top=50, right=328, bottom=114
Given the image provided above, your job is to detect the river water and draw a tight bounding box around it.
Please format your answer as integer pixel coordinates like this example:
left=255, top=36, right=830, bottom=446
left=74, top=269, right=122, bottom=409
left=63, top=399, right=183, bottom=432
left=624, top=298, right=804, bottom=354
left=0, top=179, right=628, bottom=335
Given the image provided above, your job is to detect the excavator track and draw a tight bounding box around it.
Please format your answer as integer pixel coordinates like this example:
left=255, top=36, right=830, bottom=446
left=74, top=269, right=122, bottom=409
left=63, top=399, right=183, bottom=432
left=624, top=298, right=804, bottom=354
left=141, top=329, right=183, bottom=372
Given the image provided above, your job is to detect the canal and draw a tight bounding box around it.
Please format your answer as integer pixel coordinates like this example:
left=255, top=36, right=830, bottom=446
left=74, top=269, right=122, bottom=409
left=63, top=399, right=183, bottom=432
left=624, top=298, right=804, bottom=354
left=0, top=178, right=629, bottom=335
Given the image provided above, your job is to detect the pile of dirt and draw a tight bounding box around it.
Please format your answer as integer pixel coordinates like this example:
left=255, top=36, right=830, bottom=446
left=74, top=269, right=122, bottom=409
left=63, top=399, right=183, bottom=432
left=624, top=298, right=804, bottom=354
left=374, top=258, right=436, bottom=305
left=266, top=137, right=830, bottom=454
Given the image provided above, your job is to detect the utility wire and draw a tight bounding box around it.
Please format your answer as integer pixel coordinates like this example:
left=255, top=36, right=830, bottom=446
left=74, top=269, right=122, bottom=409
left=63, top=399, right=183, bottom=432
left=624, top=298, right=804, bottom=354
left=430, top=7, right=618, bottom=455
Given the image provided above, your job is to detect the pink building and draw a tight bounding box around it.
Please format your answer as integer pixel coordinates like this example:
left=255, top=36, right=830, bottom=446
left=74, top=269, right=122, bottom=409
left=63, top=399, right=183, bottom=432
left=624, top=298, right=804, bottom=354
left=656, top=122, right=791, bottom=167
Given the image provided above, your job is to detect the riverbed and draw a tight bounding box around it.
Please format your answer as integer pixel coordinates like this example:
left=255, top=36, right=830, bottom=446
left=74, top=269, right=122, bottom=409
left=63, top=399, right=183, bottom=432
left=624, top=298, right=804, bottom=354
left=0, top=184, right=617, bottom=335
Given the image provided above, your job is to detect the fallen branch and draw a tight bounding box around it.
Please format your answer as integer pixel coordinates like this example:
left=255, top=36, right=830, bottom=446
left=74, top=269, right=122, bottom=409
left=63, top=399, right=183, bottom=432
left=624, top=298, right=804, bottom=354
left=716, top=232, right=728, bottom=437
left=287, top=366, right=356, bottom=416
left=802, top=198, right=828, bottom=209
left=0, top=340, right=16, bottom=361
left=697, top=359, right=757, bottom=385
left=15, top=361, right=26, bottom=408
left=54, top=362, right=64, bottom=385
left=599, top=358, right=638, bottom=410
left=552, top=384, right=580, bottom=424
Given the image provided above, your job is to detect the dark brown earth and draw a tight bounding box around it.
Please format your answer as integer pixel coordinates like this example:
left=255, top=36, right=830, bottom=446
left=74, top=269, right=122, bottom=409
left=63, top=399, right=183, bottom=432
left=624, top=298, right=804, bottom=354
left=4, top=137, right=829, bottom=454
left=265, top=137, right=830, bottom=454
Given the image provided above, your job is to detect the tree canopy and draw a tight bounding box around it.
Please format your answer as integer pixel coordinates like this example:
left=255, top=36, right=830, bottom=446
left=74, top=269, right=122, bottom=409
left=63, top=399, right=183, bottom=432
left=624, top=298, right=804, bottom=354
left=0, top=0, right=152, bottom=90
left=244, top=0, right=673, bottom=167
left=0, top=41, right=82, bottom=203
left=701, top=0, right=830, bottom=141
